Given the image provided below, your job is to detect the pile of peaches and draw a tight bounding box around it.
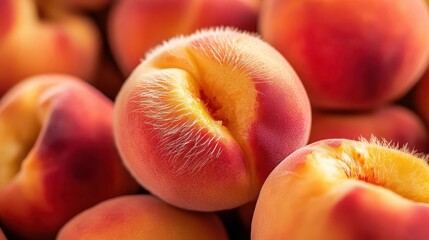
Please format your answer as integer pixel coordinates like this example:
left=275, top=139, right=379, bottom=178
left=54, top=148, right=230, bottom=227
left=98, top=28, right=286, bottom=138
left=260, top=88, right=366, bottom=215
left=2, top=0, right=429, bottom=239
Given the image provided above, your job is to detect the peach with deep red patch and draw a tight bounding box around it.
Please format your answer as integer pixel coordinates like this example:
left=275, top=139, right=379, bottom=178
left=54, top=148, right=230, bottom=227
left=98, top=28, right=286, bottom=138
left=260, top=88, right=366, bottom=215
left=0, top=75, right=139, bottom=240
left=260, top=0, right=429, bottom=109
left=114, top=28, right=311, bottom=211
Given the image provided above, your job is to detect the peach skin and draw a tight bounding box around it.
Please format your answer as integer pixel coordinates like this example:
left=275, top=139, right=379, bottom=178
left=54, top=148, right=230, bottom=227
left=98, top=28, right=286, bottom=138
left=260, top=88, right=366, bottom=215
left=252, top=138, right=429, bottom=240
left=114, top=28, right=312, bottom=211
left=310, top=105, right=428, bottom=153
left=108, top=0, right=258, bottom=75
left=260, top=0, right=429, bottom=110
left=0, top=0, right=100, bottom=96
left=0, top=74, right=139, bottom=240
left=0, top=229, right=5, bottom=240
left=57, top=195, right=229, bottom=240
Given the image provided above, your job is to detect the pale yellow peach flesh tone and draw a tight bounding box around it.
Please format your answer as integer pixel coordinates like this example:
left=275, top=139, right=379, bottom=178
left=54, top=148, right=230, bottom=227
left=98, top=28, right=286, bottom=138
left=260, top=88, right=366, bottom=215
left=252, top=138, right=429, bottom=239
left=114, top=28, right=311, bottom=211
left=57, top=195, right=229, bottom=240
left=0, top=75, right=139, bottom=240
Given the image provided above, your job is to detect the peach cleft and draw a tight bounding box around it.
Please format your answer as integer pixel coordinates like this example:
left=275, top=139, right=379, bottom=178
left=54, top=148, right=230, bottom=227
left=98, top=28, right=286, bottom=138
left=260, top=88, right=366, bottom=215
left=0, top=74, right=139, bottom=240
left=252, top=138, right=429, bottom=240
left=114, top=28, right=312, bottom=211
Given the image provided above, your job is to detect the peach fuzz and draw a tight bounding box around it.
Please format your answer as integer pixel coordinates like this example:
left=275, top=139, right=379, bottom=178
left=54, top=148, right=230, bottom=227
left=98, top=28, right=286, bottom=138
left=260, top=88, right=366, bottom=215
left=108, top=0, right=259, bottom=75
left=252, top=138, right=429, bottom=240
left=0, top=0, right=100, bottom=96
left=309, top=105, right=428, bottom=153
left=114, top=28, right=312, bottom=211
left=57, top=195, right=228, bottom=240
left=0, top=75, right=139, bottom=240
left=260, top=0, right=429, bottom=110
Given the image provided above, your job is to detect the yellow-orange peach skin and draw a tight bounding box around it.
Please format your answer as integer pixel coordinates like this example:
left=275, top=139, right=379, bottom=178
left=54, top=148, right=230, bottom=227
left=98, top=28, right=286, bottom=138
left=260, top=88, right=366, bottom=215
left=310, top=105, right=428, bottom=153
left=57, top=195, right=229, bottom=240
left=260, top=0, right=429, bottom=109
left=108, top=0, right=258, bottom=75
left=0, top=75, right=139, bottom=240
left=114, top=28, right=312, bottom=211
left=252, top=138, right=429, bottom=240
left=0, top=0, right=100, bottom=96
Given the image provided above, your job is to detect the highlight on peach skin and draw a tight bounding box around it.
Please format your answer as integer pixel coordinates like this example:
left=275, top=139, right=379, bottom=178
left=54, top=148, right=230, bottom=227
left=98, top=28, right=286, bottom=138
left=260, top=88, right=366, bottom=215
left=0, top=75, right=139, bottom=240
left=309, top=105, right=428, bottom=153
left=108, top=0, right=259, bottom=75
left=260, top=0, right=429, bottom=109
left=57, top=195, right=229, bottom=240
left=252, top=138, right=429, bottom=240
left=0, top=0, right=100, bottom=96
left=114, top=28, right=312, bottom=211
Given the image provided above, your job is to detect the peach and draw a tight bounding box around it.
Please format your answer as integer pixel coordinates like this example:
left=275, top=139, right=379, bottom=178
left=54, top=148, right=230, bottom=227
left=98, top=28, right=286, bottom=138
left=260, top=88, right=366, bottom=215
left=0, top=0, right=100, bottom=96
left=0, top=229, right=5, bottom=240
left=114, top=28, right=312, bottom=211
left=0, top=75, right=139, bottom=240
left=260, top=0, right=429, bottom=110
left=57, top=195, right=228, bottom=240
left=309, top=105, right=428, bottom=152
left=108, top=0, right=259, bottom=75
left=252, top=138, right=429, bottom=239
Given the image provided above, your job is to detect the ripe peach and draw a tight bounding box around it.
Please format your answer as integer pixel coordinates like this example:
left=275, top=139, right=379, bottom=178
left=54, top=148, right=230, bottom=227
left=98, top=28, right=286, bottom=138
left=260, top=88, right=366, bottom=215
left=0, top=0, right=100, bottom=96
left=114, top=28, right=312, bottom=211
left=57, top=195, right=228, bottom=240
left=0, top=75, right=139, bottom=240
left=108, top=0, right=258, bottom=75
left=0, top=229, right=5, bottom=240
left=252, top=138, right=429, bottom=239
left=310, top=105, right=428, bottom=153
left=260, top=0, right=429, bottom=110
